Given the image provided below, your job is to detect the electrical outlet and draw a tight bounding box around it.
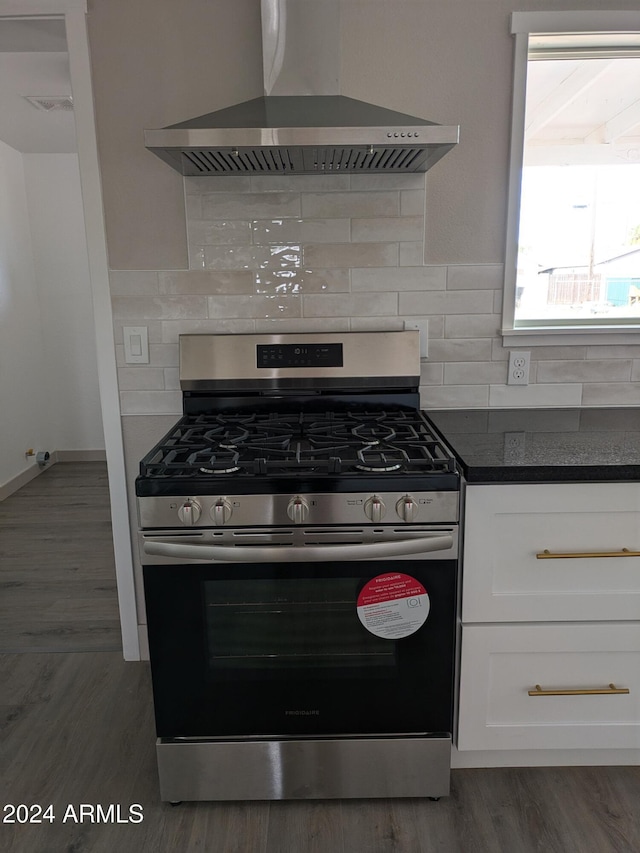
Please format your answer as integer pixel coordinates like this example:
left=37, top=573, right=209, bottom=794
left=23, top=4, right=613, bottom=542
left=507, top=350, right=530, bottom=385
left=504, top=431, right=526, bottom=462
left=404, top=320, right=428, bottom=358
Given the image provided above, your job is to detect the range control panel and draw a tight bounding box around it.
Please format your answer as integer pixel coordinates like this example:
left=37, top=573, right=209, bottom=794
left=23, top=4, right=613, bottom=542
left=138, top=491, right=459, bottom=530
left=257, top=343, right=343, bottom=369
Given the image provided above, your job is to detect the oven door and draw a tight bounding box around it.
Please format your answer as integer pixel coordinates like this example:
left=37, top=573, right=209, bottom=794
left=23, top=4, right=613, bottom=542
left=142, top=528, right=457, bottom=740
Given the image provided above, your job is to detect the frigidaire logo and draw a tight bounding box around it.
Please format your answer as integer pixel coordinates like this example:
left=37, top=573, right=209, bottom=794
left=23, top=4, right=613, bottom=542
left=285, top=710, right=320, bottom=716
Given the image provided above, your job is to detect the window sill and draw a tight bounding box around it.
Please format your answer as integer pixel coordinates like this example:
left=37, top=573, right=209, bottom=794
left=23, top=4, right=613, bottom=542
left=501, top=326, right=640, bottom=346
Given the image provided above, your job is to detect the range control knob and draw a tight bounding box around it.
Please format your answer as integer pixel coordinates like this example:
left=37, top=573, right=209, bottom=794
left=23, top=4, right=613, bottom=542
left=364, top=495, right=386, bottom=523
left=178, top=498, right=201, bottom=526
left=210, top=498, right=232, bottom=526
left=287, top=495, right=309, bottom=524
left=396, top=495, right=418, bottom=522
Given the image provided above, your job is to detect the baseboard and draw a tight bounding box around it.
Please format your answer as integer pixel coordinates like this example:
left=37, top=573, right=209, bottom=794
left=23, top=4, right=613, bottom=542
left=452, top=746, right=640, bottom=768
left=0, top=459, right=57, bottom=502
left=0, top=450, right=107, bottom=501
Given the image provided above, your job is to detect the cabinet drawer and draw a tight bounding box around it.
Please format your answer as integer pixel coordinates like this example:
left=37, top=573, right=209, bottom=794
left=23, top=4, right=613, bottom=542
left=457, top=623, right=640, bottom=751
left=463, top=483, right=640, bottom=622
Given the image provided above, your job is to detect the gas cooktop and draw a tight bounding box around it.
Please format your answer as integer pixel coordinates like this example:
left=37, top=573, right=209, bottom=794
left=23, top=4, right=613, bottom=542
left=136, top=407, right=458, bottom=496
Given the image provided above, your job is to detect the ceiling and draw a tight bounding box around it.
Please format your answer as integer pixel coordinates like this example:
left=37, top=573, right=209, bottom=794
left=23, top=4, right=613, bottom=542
left=0, top=18, right=76, bottom=154
left=524, top=49, right=640, bottom=167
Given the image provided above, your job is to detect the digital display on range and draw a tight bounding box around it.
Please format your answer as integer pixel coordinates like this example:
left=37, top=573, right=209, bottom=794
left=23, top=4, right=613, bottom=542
left=257, top=343, right=344, bottom=368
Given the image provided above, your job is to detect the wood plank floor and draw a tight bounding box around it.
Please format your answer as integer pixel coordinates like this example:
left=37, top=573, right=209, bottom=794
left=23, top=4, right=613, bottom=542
left=1, top=650, right=639, bottom=853
left=0, top=462, right=121, bottom=653
left=1, top=465, right=639, bottom=851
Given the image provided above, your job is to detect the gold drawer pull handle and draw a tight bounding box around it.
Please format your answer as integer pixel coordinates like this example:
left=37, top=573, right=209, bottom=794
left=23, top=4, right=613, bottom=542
left=528, top=683, right=630, bottom=697
left=536, top=548, right=640, bottom=559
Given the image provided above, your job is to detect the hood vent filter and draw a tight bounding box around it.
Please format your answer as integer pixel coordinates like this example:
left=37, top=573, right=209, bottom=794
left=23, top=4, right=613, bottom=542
left=182, top=143, right=431, bottom=175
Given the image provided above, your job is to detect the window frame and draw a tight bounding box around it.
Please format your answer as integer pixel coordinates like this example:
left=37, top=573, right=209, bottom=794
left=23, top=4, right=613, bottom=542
left=502, top=11, right=640, bottom=346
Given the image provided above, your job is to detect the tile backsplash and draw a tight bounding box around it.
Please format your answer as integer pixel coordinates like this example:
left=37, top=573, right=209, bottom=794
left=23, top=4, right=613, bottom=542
left=111, top=173, right=640, bottom=414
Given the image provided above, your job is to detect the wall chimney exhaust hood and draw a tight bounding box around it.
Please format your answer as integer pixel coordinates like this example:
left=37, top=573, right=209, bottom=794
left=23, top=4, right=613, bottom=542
left=144, top=0, right=459, bottom=177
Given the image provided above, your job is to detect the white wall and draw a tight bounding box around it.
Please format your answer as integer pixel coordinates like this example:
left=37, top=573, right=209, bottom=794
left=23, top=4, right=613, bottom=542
left=0, top=138, right=50, bottom=487
left=0, top=142, right=104, bottom=491
left=24, top=154, right=104, bottom=451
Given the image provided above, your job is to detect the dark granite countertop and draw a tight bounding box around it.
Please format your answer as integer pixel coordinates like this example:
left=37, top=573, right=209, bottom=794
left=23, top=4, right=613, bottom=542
left=425, top=408, right=640, bottom=484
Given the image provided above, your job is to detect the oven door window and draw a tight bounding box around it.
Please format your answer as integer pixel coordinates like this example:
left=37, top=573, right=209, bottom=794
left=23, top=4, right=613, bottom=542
left=205, top=577, right=395, bottom=678
left=144, top=560, right=456, bottom=739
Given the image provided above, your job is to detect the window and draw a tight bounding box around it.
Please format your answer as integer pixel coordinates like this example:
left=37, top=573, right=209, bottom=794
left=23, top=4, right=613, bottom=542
left=503, top=12, right=640, bottom=340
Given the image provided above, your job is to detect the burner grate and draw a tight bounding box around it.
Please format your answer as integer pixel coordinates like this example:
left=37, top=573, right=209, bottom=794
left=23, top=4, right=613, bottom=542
left=140, top=408, right=456, bottom=479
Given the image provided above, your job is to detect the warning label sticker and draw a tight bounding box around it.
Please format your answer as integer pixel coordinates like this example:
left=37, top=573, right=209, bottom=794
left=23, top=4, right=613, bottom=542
left=356, top=572, right=430, bottom=639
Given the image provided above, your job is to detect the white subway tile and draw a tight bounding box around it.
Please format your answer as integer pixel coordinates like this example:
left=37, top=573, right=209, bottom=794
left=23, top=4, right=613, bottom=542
left=419, top=315, right=444, bottom=339
left=582, top=383, right=640, bottom=406
left=447, top=264, right=504, bottom=290
left=119, top=390, right=182, bottom=415
left=421, top=385, right=490, bottom=408
left=163, top=367, right=180, bottom=390
left=516, top=345, right=587, bottom=361
left=250, top=174, right=350, bottom=192
left=109, top=271, right=159, bottom=296
left=148, top=343, right=179, bottom=367
left=254, top=269, right=349, bottom=294
left=536, top=360, right=632, bottom=383
left=400, top=190, right=424, bottom=216
left=185, top=176, right=251, bottom=193
left=301, top=191, right=399, bottom=218
left=350, top=174, right=426, bottom=191
left=427, top=338, right=493, bottom=362
left=203, top=244, right=301, bottom=271
left=353, top=266, right=446, bottom=291
left=255, top=318, right=350, bottom=333
left=586, top=345, right=640, bottom=359
left=117, top=367, right=165, bottom=391
left=303, top=293, right=397, bottom=317
left=419, top=362, right=444, bottom=385
left=444, top=361, right=508, bottom=385
left=304, top=242, right=398, bottom=268
left=112, top=296, right=208, bottom=320
left=399, top=242, right=424, bottom=266
left=207, top=294, right=302, bottom=319
left=202, top=192, right=300, bottom=219
left=351, top=216, right=423, bottom=242
left=160, top=319, right=256, bottom=342
left=445, top=314, right=500, bottom=338
left=489, top=383, right=582, bottom=407
left=350, top=316, right=405, bottom=331
left=159, top=270, right=254, bottom=294
left=399, top=290, right=494, bottom=315
left=187, top=220, right=251, bottom=245
left=251, top=218, right=351, bottom=244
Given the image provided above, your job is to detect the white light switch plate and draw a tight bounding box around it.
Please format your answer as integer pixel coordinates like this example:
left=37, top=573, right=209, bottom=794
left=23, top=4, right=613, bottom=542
left=123, top=326, right=149, bottom=364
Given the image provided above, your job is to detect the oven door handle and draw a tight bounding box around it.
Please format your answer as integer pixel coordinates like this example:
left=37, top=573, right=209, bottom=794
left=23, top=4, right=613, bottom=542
left=143, top=534, right=454, bottom=563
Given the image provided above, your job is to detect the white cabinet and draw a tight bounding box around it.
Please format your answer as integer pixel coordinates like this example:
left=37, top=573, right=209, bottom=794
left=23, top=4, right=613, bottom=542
left=458, top=482, right=640, bottom=753
left=458, top=622, right=640, bottom=750
left=463, top=483, right=640, bottom=622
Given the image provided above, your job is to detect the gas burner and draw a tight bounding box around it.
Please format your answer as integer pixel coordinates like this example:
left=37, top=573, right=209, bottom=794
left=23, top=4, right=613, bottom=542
left=355, top=447, right=409, bottom=473
left=203, top=426, right=250, bottom=446
left=352, top=423, right=397, bottom=444
left=188, top=449, right=241, bottom=475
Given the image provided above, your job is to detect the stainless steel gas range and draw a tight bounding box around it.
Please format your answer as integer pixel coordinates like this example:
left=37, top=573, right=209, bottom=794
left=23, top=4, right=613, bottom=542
left=136, top=331, right=460, bottom=803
